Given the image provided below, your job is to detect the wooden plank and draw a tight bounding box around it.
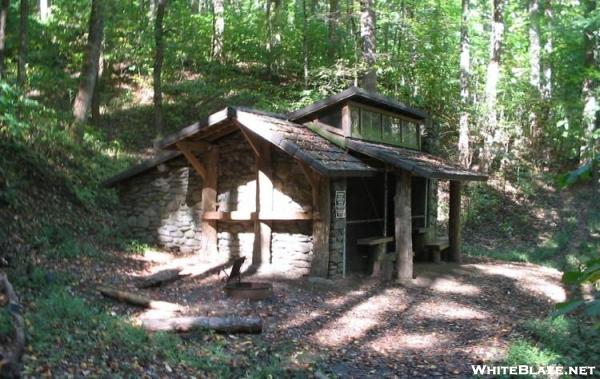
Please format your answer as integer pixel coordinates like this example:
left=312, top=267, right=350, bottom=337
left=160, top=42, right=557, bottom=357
left=177, top=142, right=208, bottom=180
left=202, top=211, right=313, bottom=221
left=201, top=146, right=218, bottom=255
left=357, top=236, right=394, bottom=246
left=176, top=140, right=210, bottom=152
left=395, top=170, right=413, bottom=283
left=449, top=180, right=462, bottom=263
left=310, top=176, right=331, bottom=277
left=203, top=211, right=254, bottom=221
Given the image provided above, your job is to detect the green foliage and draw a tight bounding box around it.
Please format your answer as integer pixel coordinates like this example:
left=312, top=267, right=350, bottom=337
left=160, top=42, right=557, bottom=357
left=555, top=258, right=600, bottom=325
left=124, top=240, right=152, bottom=255
left=0, top=308, right=12, bottom=337
left=506, top=317, right=600, bottom=374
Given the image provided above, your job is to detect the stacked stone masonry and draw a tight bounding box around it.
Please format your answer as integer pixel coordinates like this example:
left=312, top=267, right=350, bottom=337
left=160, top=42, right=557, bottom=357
left=116, top=131, right=344, bottom=277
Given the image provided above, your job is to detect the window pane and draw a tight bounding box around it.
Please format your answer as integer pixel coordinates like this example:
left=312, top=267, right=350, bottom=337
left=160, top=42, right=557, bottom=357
left=383, top=115, right=401, bottom=144
left=362, top=110, right=381, bottom=141
left=351, top=107, right=360, bottom=137
left=403, top=121, right=418, bottom=147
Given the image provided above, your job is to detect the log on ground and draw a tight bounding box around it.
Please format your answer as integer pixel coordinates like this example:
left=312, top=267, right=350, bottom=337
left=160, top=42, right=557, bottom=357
left=137, top=268, right=189, bottom=288
left=98, top=286, right=181, bottom=311
left=0, top=272, right=25, bottom=379
left=142, top=315, right=263, bottom=334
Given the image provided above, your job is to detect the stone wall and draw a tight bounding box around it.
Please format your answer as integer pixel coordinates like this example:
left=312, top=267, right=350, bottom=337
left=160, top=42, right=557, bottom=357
left=115, top=130, right=338, bottom=277
left=116, top=156, right=204, bottom=254
left=214, top=133, right=314, bottom=275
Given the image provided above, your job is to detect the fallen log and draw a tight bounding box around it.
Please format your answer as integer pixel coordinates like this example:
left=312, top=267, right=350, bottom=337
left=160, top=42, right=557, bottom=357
left=141, top=315, right=262, bottom=334
left=0, top=272, right=25, bottom=379
left=98, top=286, right=181, bottom=311
left=137, top=268, right=189, bottom=288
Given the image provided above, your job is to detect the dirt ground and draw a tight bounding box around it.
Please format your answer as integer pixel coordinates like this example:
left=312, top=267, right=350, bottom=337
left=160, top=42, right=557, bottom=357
left=75, top=250, right=565, bottom=378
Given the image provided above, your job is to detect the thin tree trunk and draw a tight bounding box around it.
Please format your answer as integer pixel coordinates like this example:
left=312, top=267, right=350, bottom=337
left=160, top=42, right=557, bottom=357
left=17, top=0, right=28, bottom=87
left=39, top=0, right=49, bottom=21
left=481, top=0, right=505, bottom=172
left=212, top=0, right=224, bottom=62
left=302, top=0, right=309, bottom=86
left=581, top=0, right=598, bottom=189
left=91, top=53, right=103, bottom=124
left=0, top=0, right=9, bottom=80
left=266, top=0, right=282, bottom=72
left=153, top=0, right=167, bottom=146
left=359, top=0, right=376, bottom=91
left=327, top=0, right=338, bottom=61
left=528, top=0, right=541, bottom=144
left=458, top=0, right=471, bottom=167
left=541, top=0, right=552, bottom=100
left=72, top=0, right=104, bottom=130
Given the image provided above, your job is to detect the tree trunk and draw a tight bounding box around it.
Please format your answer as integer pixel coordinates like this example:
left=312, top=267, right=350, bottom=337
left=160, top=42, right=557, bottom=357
left=91, top=53, right=103, bottom=124
left=153, top=0, right=167, bottom=147
left=39, top=0, right=49, bottom=21
left=541, top=0, right=552, bottom=100
left=359, top=0, right=376, bottom=91
left=137, top=268, right=189, bottom=288
left=142, top=316, right=263, bottom=334
left=481, top=0, right=504, bottom=172
left=0, top=273, right=25, bottom=379
left=458, top=0, right=470, bottom=167
left=0, top=0, right=9, bottom=80
left=581, top=0, right=598, bottom=189
left=528, top=0, right=541, bottom=144
left=98, top=286, right=181, bottom=311
left=266, top=0, right=282, bottom=72
left=395, top=170, right=413, bottom=283
left=302, top=0, right=309, bottom=86
left=327, top=0, right=338, bottom=61
left=212, top=0, right=224, bottom=62
left=16, top=0, right=28, bottom=87
left=72, top=0, right=104, bottom=128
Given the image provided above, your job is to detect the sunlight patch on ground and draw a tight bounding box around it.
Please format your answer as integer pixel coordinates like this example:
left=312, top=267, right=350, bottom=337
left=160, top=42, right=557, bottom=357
left=314, top=289, right=407, bottom=347
left=412, top=300, right=490, bottom=320
left=414, top=276, right=481, bottom=295
left=472, top=264, right=566, bottom=303
left=369, top=330, right=446, bottom=354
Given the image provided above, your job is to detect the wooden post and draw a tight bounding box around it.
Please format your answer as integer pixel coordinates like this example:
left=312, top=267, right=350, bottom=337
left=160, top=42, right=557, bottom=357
left=395, top=170, right=413, bottom=283
left=253, top=141, right=273, bottom=266
left=310, top=176, right=331, bottom=277
left=341, top=104, right=351, bottom=137
left=449, top=180, right=462, bottom=263
left=201, top=147, right=218, bottom=256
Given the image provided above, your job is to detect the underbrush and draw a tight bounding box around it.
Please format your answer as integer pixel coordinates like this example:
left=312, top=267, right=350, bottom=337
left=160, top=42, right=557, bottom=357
left=504, top=317, right=600, bottom=378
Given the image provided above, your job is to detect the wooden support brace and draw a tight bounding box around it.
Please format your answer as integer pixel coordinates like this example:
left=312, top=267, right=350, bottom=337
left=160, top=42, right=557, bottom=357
left=177, top=142, right=208, bottom=181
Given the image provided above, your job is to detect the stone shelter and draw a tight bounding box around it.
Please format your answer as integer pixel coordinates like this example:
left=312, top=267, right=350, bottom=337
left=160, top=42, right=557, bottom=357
left=104, top=87, right=487, bottom=280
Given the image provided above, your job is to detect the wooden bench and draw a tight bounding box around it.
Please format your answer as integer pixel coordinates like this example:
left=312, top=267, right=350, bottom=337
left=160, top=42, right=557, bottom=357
left=357, top=236, right=394, bottom=278
left=425, top=239, right=449, bottom=263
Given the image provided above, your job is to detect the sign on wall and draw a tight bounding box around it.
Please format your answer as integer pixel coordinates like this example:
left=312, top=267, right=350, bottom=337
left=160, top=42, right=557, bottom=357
left=335, top=190, right=346, bottom=219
